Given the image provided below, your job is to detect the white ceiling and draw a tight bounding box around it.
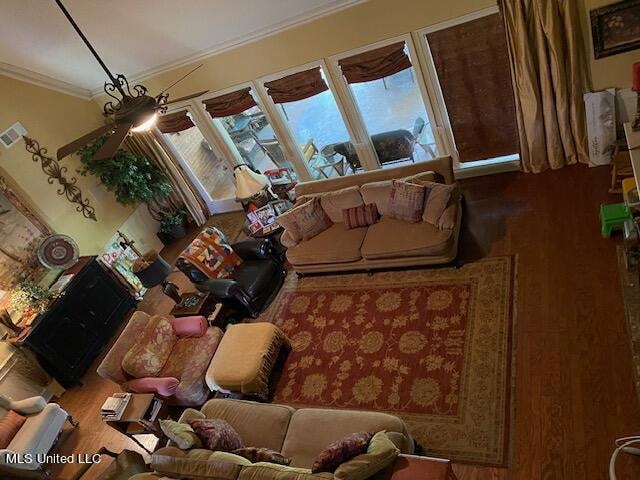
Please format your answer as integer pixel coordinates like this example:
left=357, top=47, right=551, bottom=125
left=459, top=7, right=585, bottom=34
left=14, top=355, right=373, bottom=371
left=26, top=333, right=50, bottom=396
left=0, top=0, right=358, bottom=94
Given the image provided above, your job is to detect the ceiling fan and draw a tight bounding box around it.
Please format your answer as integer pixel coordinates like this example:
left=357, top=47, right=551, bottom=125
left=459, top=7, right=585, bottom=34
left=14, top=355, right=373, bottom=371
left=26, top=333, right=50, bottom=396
left=54, top=0, right=208, bottom=161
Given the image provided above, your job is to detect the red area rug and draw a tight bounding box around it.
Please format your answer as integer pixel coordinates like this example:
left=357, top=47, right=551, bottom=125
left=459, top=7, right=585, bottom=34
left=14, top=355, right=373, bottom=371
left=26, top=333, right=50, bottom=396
left=262, top=256, right=516, bottom=465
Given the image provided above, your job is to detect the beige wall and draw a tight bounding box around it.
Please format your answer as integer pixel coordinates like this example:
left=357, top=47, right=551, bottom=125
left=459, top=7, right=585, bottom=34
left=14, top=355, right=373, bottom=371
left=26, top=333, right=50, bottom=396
left=0, top=74, right=133, bottom=254
left=99, top=0, right=495, bottom=103
left=580, top=0, right=638, bottom=91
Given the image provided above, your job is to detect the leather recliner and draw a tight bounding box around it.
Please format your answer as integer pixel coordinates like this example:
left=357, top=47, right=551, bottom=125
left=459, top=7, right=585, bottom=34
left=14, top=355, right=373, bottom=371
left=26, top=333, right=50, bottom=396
left=176, top=239, right=286, bottom=318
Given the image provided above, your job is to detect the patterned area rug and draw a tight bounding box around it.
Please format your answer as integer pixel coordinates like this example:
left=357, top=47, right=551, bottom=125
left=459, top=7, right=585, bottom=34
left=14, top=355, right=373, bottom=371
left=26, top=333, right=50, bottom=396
left=262, top=256, right=516, bottom=466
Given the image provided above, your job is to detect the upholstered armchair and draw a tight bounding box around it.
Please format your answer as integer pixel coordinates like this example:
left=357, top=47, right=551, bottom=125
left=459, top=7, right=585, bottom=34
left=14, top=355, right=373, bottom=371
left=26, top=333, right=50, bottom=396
left=0, top=395, right=77, bottom=479
left=97, top=312, right=223, bottom=406
left=176, top=227, right=286, bottom=318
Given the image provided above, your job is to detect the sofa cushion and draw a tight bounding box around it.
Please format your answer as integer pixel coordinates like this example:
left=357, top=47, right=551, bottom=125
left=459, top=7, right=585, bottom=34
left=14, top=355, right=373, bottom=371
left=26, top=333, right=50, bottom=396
left=281, top=408, right=410, bottom=469
left=122, top=315, right=177, bottom=378
left=152, top=446, right=244, bottom=480
left=199, top=399, right=295, bottom=452
left=334, top=431, right=400, bottom=480
left=319, top=186, right=364, bottom=223
left=422, top=182, right=457, bottom=226
left=188, top=419, right=244, bottom=452
left=360, top=180, right=393, bottom=217
left=160, top=419, right=202, bottom=450
left=276, top=207, right=303, bottom=243
left=360, top=217, right=453, bottom=260
left=238, top=463, right=334, bottom=480
left=286, top=224, right=367, bottom=266
left=343, top=204, right=379, bottom=230
left=388, top=180, right=425, bottom=223
left=311, top=432, right=373, bottom=473
left=233, top=447, right=291, bottom=465
left=97, top=310, right=150, bottom=385
left=0, top=410, right=26, bottom=449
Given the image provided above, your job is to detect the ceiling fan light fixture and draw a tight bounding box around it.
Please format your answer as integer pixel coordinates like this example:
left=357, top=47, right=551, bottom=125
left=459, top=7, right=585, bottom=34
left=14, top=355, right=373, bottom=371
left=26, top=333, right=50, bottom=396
left=130, top=113, right=158, bottom=133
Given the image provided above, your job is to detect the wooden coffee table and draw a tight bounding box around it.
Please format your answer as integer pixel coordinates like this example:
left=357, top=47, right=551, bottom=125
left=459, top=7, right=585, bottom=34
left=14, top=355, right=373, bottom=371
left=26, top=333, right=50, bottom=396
left=170, top=292, right=222, bottom=323
left=103, top=393, right=169, bottom=454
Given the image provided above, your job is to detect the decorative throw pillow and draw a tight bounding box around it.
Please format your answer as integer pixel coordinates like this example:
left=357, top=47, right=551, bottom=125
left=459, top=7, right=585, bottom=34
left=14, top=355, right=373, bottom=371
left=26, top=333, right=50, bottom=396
left=160, top=420, right=202, bottom=450
left=276, top=206, right=304, bottom=242
left=232, top=447, right=291, bottom=465
left=422, top=182, right=457, bottom=226
left=311, top=432, right=374, bottom=474
left=291, top=197, right=333, bottom=241
left=187, top=419, right=244, bottom=452
left=122, top=315, right=177, bottom=378
left=0, top=410, right=26, bottom=449
left=334, top=431, right=400, bottom=480
left=388, top=180, right=426, bottom=223
left=178, top=226, right=242, bottom=280
left=342, top=204, right=379, bottom=230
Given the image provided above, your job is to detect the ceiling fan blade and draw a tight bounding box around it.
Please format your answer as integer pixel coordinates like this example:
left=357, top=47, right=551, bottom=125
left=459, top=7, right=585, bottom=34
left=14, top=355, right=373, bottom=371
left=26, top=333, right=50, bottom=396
left=156, top=64, right=204, bottom=97
left=158, top=90, right=209, bottom=107
left=57, top=123, right=114, bottom=160
left=93, top=123, right=132, bottom=161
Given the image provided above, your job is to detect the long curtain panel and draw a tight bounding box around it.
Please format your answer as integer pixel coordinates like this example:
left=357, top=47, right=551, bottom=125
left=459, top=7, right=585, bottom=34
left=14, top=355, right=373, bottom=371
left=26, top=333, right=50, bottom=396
left=499, top=0, right=590, bottom=173
left=125, top=132, right=208, bottom=226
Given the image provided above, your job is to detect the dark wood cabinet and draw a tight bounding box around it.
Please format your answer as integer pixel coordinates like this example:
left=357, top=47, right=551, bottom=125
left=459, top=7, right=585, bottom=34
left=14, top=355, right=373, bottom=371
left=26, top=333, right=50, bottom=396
left=24, top=257, right=136, bottom=387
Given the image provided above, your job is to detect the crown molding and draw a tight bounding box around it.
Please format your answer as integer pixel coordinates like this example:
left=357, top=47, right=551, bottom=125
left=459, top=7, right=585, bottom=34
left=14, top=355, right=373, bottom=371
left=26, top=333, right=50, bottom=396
left=1, top=0, right=364, bottom=101
left=0, top=62, right=92, bottom=100
left=89, top=0, right=366, bottom=97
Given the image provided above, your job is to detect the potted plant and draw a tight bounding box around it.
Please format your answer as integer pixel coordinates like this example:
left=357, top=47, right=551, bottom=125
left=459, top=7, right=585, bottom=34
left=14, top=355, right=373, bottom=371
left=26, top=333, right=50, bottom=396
left=159, top=208, right=188, bottom=240
left=10, top=281, right=52, bottom=317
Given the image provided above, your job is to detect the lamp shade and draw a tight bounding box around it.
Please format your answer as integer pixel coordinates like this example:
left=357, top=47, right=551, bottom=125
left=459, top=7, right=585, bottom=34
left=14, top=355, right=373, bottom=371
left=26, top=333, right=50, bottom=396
left=235, top=164, right=269, bottom=200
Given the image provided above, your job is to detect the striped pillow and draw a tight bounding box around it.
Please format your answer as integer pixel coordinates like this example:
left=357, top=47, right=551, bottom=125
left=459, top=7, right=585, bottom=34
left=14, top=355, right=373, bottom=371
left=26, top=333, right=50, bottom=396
left=0, top=410, right=26, bottom=449
left=343, top=204, right=379, bottom=230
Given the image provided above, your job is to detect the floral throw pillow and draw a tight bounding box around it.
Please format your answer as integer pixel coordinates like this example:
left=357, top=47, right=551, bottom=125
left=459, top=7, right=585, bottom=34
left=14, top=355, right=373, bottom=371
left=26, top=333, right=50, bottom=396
left=388, top=180, right=426, bottom=223
left=122, top=315, right=177, bottom=378
left=311, top=432, right=373, bottom=473
left=292, top=197, right=333, bottom=241
left=232, top=447, right=291, bottom=465
left=188, top=419, right=244, bottom=452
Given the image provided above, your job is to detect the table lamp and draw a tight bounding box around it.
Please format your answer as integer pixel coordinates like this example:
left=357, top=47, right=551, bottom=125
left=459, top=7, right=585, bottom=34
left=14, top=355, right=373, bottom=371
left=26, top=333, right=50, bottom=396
left=234, top=164, right=270, bottom=200
left=633, top=62, right=640, bottom=132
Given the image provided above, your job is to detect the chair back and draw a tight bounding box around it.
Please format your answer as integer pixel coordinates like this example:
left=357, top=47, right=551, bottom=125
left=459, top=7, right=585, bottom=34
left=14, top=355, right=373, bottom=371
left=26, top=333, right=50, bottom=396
left=177, top=227, right=242, bottom=281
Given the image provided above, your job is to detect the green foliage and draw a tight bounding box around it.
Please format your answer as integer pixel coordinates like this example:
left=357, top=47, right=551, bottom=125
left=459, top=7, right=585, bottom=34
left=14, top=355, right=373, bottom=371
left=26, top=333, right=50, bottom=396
left=11, top=281, right=51, bottom=314
left=78, top=136, right=172, bottom=206
left=159, top=208, right=187, bottom=234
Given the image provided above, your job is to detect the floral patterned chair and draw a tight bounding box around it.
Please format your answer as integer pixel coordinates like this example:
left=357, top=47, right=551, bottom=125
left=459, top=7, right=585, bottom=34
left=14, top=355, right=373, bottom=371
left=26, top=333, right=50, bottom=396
left=97, top=312, right=223, bottom=406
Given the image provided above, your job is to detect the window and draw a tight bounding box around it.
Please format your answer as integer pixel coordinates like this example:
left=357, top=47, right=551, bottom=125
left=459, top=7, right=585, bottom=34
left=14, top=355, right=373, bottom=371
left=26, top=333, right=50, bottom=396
left=202, top=88, right=293, bottom=180
left=158, top=110, right=235, bottom=206
left=264, top=66, right=358, bottom=179
left=339, top=41, right=439, bottom=168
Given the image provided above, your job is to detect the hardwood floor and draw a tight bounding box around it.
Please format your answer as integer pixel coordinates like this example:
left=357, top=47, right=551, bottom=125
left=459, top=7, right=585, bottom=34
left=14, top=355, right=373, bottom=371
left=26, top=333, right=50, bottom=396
left=53, top=164, right=640, bottom=479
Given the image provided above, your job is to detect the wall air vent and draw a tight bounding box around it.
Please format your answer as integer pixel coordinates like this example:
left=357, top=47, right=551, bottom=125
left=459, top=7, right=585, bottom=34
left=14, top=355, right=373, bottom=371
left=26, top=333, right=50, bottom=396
left=0, top=122, right=27, bottom=149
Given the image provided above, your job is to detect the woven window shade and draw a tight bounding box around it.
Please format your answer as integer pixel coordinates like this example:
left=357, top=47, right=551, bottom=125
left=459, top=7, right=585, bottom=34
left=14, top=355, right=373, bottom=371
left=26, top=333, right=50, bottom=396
left=338, top=42, right=412, bottom=84
left=264, top=67, right=328, bottom=104
left=426, top=13, right=519, bottom=163
left=157, top=110, right=195, bottom=134
left=203, top=88, right=258, bottom=118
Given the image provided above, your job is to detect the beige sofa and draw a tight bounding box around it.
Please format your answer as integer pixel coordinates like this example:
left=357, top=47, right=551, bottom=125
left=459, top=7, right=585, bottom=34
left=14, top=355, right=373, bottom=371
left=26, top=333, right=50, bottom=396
left=282, top=156, right=462, bottom=274
left=146, top=398, right=414, bottom=479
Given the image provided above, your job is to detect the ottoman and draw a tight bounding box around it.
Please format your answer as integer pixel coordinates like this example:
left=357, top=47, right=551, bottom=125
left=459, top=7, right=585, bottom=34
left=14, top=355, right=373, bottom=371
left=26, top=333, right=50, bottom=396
left=206, top=322, right=290, bottom=398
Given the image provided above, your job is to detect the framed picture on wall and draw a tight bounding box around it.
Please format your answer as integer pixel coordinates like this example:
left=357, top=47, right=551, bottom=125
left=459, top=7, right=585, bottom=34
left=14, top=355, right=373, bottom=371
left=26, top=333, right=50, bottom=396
left=591, top=0, right=640, bottom=59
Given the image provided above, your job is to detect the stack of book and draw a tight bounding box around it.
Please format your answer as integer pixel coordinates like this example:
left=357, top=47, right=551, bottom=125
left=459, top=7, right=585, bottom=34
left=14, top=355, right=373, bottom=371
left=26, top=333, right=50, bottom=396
left=101, top=392, right=131, bottom=421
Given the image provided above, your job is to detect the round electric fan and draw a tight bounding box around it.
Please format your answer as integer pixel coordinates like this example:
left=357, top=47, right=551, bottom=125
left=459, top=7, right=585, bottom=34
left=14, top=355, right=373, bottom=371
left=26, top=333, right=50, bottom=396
left=38, top=234, right=79, bottom=270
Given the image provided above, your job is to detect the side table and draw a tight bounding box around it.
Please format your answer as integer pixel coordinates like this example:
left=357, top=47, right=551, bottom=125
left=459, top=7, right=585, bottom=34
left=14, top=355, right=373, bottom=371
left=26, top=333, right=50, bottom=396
left=103, top=393, right=169, bottom=454
left=170, top=292, right=223, bottom=326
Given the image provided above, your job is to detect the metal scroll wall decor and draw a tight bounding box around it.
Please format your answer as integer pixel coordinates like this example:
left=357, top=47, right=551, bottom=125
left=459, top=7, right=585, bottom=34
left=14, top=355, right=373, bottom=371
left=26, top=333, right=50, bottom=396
left=22, top=136, right=97, bottom=221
